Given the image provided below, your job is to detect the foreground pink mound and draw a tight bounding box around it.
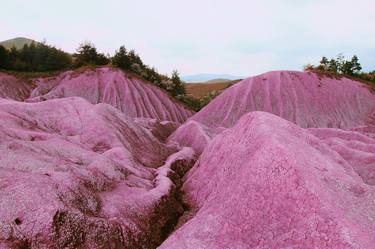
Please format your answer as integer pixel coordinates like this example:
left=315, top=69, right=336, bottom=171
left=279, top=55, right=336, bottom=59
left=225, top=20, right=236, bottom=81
left=0, top=97, right=195, bottom=248
left=192, top=71, right=375, bottom=129
left=0, top=73, right=31, bottom=101
left=160, top=112, right=375, bottom=249
left=309, top=128, right=375, bottom=185
left=28, top=67, right=193, bottom=123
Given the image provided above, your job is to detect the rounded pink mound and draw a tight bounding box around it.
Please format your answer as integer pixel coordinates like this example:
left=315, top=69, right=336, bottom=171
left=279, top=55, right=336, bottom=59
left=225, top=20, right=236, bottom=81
left=0, top=97, right=194, bottom=248
left=160, top=112, right=375, bottom=249
left=28, top=67, right=193, bottom=123
left=0, top=72, right=31, bottom=101
left=167, top=120, right=217, bottom=155
left=191, top=71, right=375, bottom=129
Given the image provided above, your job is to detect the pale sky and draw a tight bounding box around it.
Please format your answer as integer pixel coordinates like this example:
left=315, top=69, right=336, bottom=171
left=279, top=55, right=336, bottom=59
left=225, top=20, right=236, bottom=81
left=1, top=0, right=374, bottom=77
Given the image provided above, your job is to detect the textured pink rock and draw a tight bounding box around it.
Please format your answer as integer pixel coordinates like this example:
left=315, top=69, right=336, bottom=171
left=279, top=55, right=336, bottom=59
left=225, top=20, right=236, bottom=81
left=309, top=128, right=375, bottom=185
left=28, top=67, right=193, bottom=123
left=191, top=71, right=375, bottom=129
left=159, top=112, right=375, bottom=249
left=0, top=97, right=194, bottom=248
left=0, top=72, right=31, bottom=101
left=167, top=120, right=216, bottom=155
left=134, top=118, right=180, bottom=142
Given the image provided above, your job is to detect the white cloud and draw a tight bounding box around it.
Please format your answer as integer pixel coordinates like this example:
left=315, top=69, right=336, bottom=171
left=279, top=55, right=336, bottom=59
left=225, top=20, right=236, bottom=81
left=1, top=0, right=374, bottom=74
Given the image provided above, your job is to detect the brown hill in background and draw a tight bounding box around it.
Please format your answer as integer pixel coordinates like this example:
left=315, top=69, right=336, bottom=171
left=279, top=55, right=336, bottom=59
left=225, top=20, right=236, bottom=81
left=185, top=79, right=241, bottom=98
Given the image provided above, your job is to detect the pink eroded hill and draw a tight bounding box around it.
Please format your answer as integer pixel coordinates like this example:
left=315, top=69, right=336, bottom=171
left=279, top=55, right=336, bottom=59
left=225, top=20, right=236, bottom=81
left=191, top=71, right=375, bottom=129
left=167, top=120, right=218, bottom=155
left=159, top=112, right=375, bottom=249
left=0, top=97, right=196, bottom=248
left=309, top=128, right=375, bottom=185
left=28, top=67, right=193, bottom=123
left=1, top=66, right=375, bottom=248
left=0, top=72, right=31, bottom=101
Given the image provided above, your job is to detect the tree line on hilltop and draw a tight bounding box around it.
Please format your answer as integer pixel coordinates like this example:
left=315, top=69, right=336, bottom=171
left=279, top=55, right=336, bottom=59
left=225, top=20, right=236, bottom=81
left=305, top=54, right=375, bottom=84
left=1, top=41, right=374, bottom=111
left=0, top=41, right=187, bottom=99
left=0, top=42, right=71, bottom=71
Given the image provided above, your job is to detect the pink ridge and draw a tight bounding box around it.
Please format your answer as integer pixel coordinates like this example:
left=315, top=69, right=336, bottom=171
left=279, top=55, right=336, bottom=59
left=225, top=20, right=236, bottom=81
left=160, top=112, right=375, bottom=249
left=28, top=67, right=193, bottom=123
left=191, top=71, right=375, bottom=129
left=0, top=73, right=31, bottom=101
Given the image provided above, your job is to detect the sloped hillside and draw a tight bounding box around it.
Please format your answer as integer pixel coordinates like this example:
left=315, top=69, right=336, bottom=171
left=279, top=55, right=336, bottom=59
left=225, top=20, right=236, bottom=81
left=160, top=71, right=375, bottom=249
left=0, top=37, right=37, bottom=50
left=0, top=72, right=31, bottom=100
left=28, top=67, right=193, bottom=123
left=160, top=112, right=375, bottom=249
left=0, top=97, right=195, bottom=248
left=191, top=71, right=375, bottom=129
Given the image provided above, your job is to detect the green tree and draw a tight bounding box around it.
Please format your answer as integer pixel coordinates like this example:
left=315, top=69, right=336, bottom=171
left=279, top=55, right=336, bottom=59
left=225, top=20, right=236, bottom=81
left=112, top=46, right=131, bottom=70
left=328, top=58, right=339, bottom=73
left=199, top=90, right=220, bottom=107
left=111, top=46, right=191, bottom=107
left=74, top=42, right=109, bottom=67
left=0, top=45, right=9, bottom=69
left=0, top=42, right=71, bottom=71
left=349, top=55, right=362, bottom=75
left=127, top=50, right=143, bottom=66
left=318, top=56, right=329, bottom=71
left=170, top=70, right=186, bottom=96
left=317, top=54, right=362, bottom=76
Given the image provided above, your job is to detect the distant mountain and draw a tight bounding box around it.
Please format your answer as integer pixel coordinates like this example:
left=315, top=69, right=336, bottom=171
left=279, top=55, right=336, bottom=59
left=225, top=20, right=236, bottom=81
left=181, top=73, right=243, bottom=83
left=0, top=37, right=38, bottom=50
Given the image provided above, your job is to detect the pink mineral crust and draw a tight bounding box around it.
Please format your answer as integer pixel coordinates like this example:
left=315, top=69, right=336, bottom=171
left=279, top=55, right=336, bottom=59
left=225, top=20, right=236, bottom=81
left=191, top=71, right=375, bottom=129
left=167, top=120, right=216, bottom=155
left=0, top=97, right=194, bottom=248
left=28, top=67, right=193, bottom=123
left=134, top=118, right=180, bottom=142
left=0, top=73, right=31, bottom=101
left=159, top=112, right=375, bottom=249
left=309, top=128, right=375, bottom=185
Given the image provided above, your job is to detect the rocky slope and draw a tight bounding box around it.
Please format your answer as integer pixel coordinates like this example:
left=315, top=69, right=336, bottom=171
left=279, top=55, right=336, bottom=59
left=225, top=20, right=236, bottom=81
left=160, top=112, right=375, bottom=249
left=0, top=68, right=196, bottom=248
left=0, top=97, right=195, bottom=248
left=191, top=71, right=375, bottom=129
left=159, top=71, right=375, bottom=249
left=28, top=67, right=193, bottom=123
left=0, top=72, right=31, bottom=101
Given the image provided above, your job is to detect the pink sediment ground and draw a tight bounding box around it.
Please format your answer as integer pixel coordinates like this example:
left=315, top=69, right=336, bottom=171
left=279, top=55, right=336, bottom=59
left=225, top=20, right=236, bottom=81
left=0, top=97, right=195, bottom=248
left=0, top=69, right=375, bottom=248
left=160, top=112, right=375, bottom=249
left=28, top=67, right=193, bottom=123
left=0, top=73, right=31, bottom=101
left=160, top=71, right=375, bottom=249
left=167, top=120, right=217, bottom=155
